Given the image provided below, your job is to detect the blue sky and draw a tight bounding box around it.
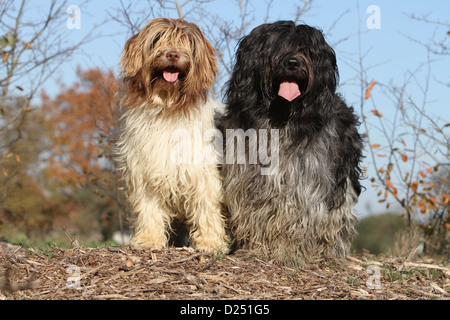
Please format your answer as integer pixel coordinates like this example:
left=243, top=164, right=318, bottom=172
left=35, top=0, right=450, bottom=217
left=56, top=1, right=450, bottom=87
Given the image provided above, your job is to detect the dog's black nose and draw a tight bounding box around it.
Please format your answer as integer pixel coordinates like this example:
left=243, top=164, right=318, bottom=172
left=285, top=57, right=301, bottom=70
left=166, top=51, right=180, bottom=62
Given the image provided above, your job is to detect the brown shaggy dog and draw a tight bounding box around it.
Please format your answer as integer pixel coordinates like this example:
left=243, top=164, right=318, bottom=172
left=115, top=18, right=228, bottom=253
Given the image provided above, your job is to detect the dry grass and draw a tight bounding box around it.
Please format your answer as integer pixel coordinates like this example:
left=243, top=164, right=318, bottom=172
left=1, top=241, right=449, bottom=300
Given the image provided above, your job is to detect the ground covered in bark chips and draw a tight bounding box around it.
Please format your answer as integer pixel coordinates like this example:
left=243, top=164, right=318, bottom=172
left=1, top=241, right=449, bottom=300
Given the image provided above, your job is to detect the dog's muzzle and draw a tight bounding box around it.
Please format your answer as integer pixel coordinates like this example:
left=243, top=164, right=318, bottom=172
left=277, top=57, right=302, bottom=102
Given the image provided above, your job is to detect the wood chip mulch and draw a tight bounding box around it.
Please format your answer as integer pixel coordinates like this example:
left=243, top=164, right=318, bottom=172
left=1, top=242, right=449, bottom=300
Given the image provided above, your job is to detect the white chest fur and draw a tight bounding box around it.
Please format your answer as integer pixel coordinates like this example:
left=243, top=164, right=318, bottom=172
left=116, top=98, right=221, bottom=193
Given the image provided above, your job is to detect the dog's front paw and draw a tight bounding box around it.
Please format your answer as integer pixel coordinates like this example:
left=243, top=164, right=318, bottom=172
left=193, top=236, right=229, bottom=255
left=131, top=235, right=167, bottom=250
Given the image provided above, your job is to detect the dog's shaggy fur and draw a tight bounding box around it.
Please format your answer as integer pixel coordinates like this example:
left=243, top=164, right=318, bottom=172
left=219, top=21, right=364, bottom=263
left=115, top=18, right=228, bottom=253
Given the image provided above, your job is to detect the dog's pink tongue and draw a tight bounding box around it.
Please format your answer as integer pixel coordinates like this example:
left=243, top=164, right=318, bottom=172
left=278, top=82, right=301, bottom=101
left=163, top=70, right=179, bottom=82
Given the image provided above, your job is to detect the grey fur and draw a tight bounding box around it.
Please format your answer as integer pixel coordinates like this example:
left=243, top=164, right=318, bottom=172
left=222, top=124, right=358, bottom=263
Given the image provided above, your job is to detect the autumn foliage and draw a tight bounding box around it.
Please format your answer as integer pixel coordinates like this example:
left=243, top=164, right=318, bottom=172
left=41, top=68, right=119, bottom=189
left=1, top=68, right=125, bottom=243
left=362, top=81, right=449, bottom=255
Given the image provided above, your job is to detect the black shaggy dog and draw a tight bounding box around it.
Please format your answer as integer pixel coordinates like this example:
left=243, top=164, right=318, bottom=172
left=219, top=21, right=364, bottom=263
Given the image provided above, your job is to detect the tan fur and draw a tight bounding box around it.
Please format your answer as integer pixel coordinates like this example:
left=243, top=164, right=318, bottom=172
left=120, top=18, right=218, bottom=115
left=115, top=18, right=228, bottom=253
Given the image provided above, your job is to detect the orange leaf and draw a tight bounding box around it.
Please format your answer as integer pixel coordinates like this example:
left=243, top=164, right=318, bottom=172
left=386, top=179, right=394, bottom=189
left=371, top=109, right=383, bottom=117
left=386, top=179, right=397, bottom=197
left=410, top=181, right=418, bottom=191
left=387, top=163, right=394, bottom=175
left=365, top=81, right=376, bottom=100
left=1, top=167, right=7, bottom=177
left=401, top=154, right=408, bottom=162
left=15, top=154, right=21, bottom=163
left=443, top=194, right=450, bottom=204
left=426, top=167, right=433, bottom=174
left=419, top=171, right=426, bottom=178
left=2, top=51, right=10, bottom=63
left=22, top=41, right=33, bottom=49
left=418, top=199, right=428, bottom=214
left=370, top=144, right=381, bottom=149
left=401, top=139, right=407, bottom=146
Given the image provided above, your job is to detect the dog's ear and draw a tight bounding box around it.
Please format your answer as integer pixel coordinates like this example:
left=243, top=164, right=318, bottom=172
left=306, top=27, right=338, bottom=93
left=225, top=25, right=270, bottom=108
left=121, top=21, right=162, bottom=78
left=121, top=33, right=143, bottom=77
left=192, top=34, right=218, bottom=90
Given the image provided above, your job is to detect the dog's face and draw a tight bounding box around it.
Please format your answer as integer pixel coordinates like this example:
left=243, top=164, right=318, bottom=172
left=226, top=21, right=338, bottom=127
left=121, top=18, right=218, bottom=112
